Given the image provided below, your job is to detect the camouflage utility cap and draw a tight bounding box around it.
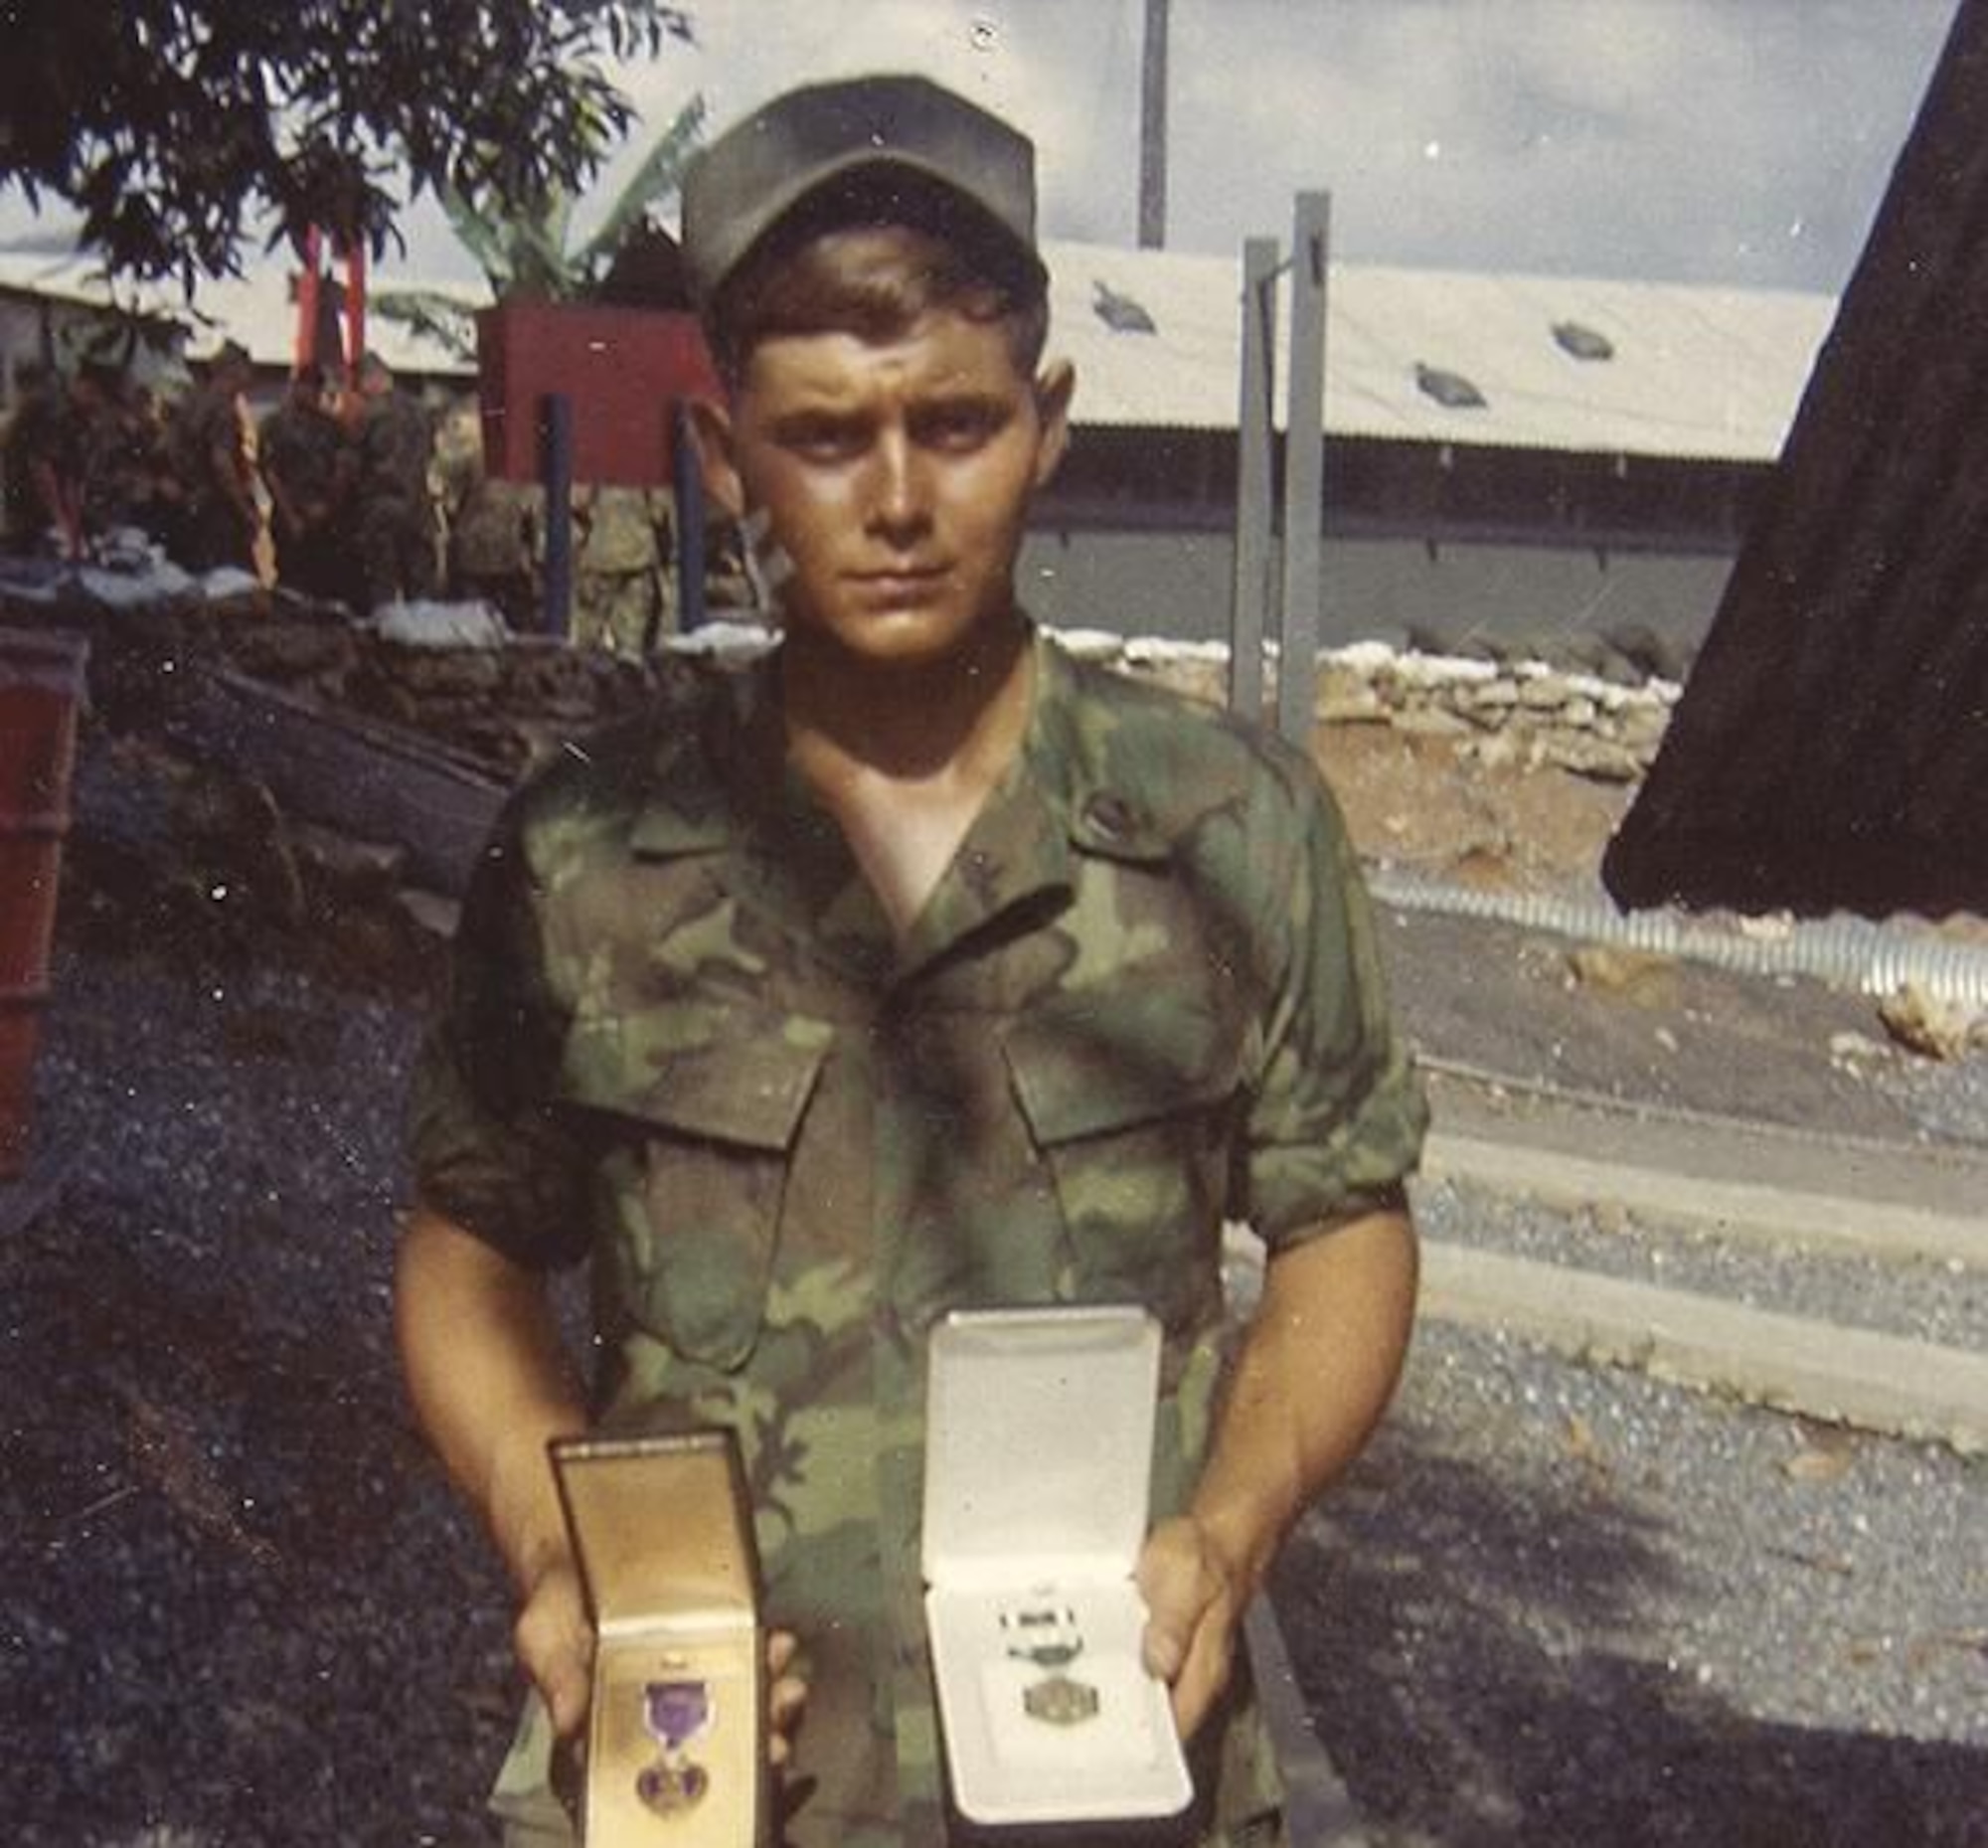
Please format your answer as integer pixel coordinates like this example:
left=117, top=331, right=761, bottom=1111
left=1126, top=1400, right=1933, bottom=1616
left=681, top=73, right=1045, bottom=302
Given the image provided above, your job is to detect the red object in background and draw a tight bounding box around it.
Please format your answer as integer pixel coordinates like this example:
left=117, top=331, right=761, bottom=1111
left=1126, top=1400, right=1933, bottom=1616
left=296, top=229, right=320, bottom=375
left=293, top=231, right=367, bottom=386
left=0, top=628, right=87, bottom=1179
left=476, top=303, right=723, bottom=486
left=345, top=241, right=366, bottom=383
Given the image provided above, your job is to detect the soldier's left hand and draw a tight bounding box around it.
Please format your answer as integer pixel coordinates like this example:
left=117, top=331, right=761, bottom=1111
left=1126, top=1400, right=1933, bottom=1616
left=1135, top=1515, right=1244, bottom=1741
left=767, top=1628, right=808, bottom=1767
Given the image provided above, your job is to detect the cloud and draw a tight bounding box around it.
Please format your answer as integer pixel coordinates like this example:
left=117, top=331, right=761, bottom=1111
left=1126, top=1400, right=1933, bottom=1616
left=588, top=0, right=1142, bottom=243
left=1, top=0, right=1950, bottom=294
left=1162, top=0, right=1954, bottom=288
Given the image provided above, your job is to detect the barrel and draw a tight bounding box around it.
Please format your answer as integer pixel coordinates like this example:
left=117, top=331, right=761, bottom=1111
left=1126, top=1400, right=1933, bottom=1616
left=0, top=627, right=88, bottom=1178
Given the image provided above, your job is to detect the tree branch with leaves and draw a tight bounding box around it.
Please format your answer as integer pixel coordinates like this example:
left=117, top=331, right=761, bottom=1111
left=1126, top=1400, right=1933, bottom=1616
left=0, top=0, right=695, bottom=291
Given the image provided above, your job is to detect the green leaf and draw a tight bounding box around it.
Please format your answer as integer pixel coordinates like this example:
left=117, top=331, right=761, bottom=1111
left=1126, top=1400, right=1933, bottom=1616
left=574, top=93, right=706, bottom=283
left=371, top=287, right=480, bottom=363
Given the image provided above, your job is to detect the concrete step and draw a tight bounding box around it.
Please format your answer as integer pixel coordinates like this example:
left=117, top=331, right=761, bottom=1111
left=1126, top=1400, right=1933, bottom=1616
left=1422, top=1125, right=1988, bottom=1271
left=1408, top=1078, right=1988, bottom=1449
left=1423, top=1068, right=1988, bottom=1241
left=1417, top=1238, right=1988, bottom=1453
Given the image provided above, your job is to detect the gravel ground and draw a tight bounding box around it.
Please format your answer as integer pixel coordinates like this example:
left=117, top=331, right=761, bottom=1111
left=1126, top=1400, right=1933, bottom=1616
left=1278, top=1317, right=1988, bottom=1848
left=4, top=872, right=1984, bottom=1846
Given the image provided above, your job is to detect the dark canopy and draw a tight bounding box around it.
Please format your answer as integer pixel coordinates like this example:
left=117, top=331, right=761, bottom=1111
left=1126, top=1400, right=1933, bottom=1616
left=1604, top=0, right=1988, bottom=920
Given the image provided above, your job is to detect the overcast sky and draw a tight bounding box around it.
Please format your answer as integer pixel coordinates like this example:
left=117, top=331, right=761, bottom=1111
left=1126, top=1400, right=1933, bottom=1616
left=2, top=0, right=1963, bottom=299
left=495, top=0, right=1964, bottom=297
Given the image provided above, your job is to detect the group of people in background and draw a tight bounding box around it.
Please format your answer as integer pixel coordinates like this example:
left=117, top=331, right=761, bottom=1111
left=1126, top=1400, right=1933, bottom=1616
left=0, top=338, right=716, bottom=653
left=0, top=339, right=439, bottom=612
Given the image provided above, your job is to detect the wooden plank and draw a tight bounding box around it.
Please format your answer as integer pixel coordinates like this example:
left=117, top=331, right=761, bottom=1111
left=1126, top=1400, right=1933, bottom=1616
left=162, top=666, right=508, bottom=896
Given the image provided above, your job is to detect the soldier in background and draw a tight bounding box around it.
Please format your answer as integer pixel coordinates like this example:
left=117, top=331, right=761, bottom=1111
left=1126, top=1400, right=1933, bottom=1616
left=1, top=359, right=128, bottom=560
left=106, top=380, right=185, bottom=554
left=2, top=361, right=78, bottom=556
left=570, top=482, right=669, bottom=655
left=352, top=350, right=439, bottom=610
left=447, top=471, right=542, bottom=632
left=65, top=360, right=130, bottom=541
left=167, top=339, right=260, bottom=572
left=432, top=400, right=536, bottom=630
left=258, top=364, right=354, bottom=602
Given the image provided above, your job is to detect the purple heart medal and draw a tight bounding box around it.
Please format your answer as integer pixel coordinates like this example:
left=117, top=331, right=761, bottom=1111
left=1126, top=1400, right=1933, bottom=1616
left=636, top=1676, right=714, bottom=1816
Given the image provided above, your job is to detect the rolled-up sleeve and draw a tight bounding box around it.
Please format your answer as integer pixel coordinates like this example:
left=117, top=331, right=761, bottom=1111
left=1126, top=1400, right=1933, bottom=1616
left=405, top=810, right=592, bottom=1270
left=1238, top=758, right=1428, bottom=1250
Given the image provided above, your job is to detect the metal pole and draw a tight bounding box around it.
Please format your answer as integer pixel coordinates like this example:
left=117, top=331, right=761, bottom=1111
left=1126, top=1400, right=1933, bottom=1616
left=671, top=399, right=707, bottom=633
left=540, top=392, right=573, bottom=639
left=1230, top=237, right=1279, bottom=723
left=1278, top=190, right=1330, bottom=748
left=1138, top=0, right=1170, bottom=248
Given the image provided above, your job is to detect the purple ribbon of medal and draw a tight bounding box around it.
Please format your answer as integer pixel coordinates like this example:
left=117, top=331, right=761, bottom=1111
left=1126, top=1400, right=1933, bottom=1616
left=636, top=1677, right=713, bottom=1815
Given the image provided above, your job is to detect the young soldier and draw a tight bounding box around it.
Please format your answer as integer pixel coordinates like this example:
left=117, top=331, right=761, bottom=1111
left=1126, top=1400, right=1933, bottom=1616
left=2, top=360, right=83, bottom=558
left=258, top=363, right=354, bottom=602
left=398, top=75, right=1425, bottom=1848
left=352, top=350, right=439, bottom=609
left=167, top=339, right=259, bottom=572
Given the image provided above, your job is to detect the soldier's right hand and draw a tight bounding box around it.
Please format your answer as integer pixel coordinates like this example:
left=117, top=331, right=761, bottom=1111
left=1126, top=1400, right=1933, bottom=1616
left=515, top=1551, right=595, bottom=1739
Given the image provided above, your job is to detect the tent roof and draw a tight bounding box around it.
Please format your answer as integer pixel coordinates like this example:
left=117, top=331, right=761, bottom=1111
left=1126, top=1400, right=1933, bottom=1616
left=1, top=241, right=1833, bottom=464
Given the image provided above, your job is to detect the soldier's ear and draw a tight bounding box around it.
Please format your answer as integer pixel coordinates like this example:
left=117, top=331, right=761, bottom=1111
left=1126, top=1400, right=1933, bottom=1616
left=688, top=399, right=746, bottom=520
left=1031, top=360, right=1075, bottom=490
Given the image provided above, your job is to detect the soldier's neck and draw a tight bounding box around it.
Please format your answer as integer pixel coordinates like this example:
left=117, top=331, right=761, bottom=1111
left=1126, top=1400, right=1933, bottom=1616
left=782, top=615, right=1035, bottom=935
left=780, top=610, right=1032, bottom=785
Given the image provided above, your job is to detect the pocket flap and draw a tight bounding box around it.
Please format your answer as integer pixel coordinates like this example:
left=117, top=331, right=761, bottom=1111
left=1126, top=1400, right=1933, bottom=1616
left=1004, top=990, right=1240, bottom=1144
left=559, top=1010, right=830, bottom=1152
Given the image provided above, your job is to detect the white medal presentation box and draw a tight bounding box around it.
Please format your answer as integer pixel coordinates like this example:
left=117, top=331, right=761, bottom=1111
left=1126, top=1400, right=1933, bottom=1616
left=551, top=1428, right=769, bottom=1847
left=922, top=1305, right=1194, bottom=1828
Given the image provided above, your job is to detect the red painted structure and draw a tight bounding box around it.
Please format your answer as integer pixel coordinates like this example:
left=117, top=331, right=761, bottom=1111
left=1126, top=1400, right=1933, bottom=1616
left=293, top=229, right=368, bottom=385
left=0, top=627, right=87, bottom=1178
left=476, top=303, right=723, bottom=486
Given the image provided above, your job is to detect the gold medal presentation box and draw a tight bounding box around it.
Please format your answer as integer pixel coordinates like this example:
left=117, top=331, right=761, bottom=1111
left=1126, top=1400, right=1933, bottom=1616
left=552, top=1429, right=769, bottom=1846
left=923, top=1306, right=1195, bottom=1829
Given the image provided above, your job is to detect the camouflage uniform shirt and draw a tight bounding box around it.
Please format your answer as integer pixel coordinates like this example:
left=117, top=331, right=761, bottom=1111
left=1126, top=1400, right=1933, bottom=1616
left=1, top=386, right=66, bottom=547
left=258, top=399, right=348, bottom=513
left=168, top=381, right=250, bottom=509
left=408, top=628, right=1428, bottom=1846
left=356, top=388, right=432, bottom=508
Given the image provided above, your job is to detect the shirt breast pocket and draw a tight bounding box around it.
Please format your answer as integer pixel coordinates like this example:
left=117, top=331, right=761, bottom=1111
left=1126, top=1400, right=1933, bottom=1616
left=1003, top=990, right=1242, bottom=1336
left=558, top=1012, right=829, bottom=1369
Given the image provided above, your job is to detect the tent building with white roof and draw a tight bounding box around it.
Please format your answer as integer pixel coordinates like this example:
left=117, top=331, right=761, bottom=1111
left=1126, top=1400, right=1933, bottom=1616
left=0, top=239, right=1834, bottom=659
left=1024, top=239, right=1832, bottom=661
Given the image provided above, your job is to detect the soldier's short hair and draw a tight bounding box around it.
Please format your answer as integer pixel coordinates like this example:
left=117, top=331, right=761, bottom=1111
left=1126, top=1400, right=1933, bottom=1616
left=707, top=218, right=1050, bottom=388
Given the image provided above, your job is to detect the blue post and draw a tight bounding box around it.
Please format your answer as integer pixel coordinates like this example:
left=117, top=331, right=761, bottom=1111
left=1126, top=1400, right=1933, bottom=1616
left=540, top=392, right=573, bottom=639
left=671, top=399, right=707, bottom=633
